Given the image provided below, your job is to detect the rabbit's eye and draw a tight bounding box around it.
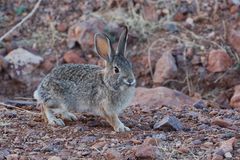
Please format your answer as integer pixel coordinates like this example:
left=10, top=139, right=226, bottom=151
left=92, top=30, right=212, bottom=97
left=114, top=66, right=119, bottom=73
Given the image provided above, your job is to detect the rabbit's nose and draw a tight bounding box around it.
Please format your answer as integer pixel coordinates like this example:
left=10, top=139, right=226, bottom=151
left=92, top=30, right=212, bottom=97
left=124, top=78, right=136, bottom=86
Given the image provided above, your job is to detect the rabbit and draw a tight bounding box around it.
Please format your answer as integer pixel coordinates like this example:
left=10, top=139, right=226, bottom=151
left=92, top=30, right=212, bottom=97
left=34, top=26, right=136, bottom=132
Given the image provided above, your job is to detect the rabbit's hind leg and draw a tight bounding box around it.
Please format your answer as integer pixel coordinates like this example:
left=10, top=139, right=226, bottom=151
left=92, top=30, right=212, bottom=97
left=43, top=100, right=65, bottom=126
left=61, top=111, right=78, bottom=121
left=57, top=101, right=77, bottom=121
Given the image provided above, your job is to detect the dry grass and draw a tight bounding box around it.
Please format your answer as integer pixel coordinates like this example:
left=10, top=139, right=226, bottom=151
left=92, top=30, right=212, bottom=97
left=95, top=0, right=179, bottom=40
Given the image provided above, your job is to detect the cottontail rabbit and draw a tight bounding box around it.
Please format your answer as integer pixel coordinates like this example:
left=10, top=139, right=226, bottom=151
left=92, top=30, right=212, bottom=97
left=34, top=26, right=136, bottom=132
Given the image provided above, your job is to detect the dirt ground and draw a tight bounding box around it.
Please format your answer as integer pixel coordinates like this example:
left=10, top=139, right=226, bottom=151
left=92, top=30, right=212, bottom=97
left=0, top=0, right=240, bottom=159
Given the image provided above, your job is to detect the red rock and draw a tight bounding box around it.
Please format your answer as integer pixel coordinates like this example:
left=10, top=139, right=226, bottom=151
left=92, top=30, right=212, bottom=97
left=57, top=23, right=68, bottom=32
left=207, top=50, right=233, bottom=72
left=19, top=156, right=28, bottom=160
left=134, top=144, right=160, bottom=159
left=105, top=148, right=123, bottom=160
left=174, top=12, right=186, bottom=21
left=67, top=18, right=120, bottom=50
left=131, top=87, right=197, bottom=112
left=41, top=59, right=55, bottom=72
left=63, top=50, right=85, bottom=64
left=230, top=85, right=240, bottom=109
left=211, top=117, right=232, bottom=128
left=203, top=142, right=214, bottom=148
left=6, top=154, right=19, bottom=160
left=91, top=141, right=107, bottom=149
left=130, top=139, right=142, bottom=145
left=153, top=53, right=177, bottom=84
left=143, top=137, right=160, bottom=146
left=143, top=4, right=158, bottom=21
left=230, top=5, right=239, bottom=14
left=219, top=137, right=237, bottom=153
left=228, top=29, right=240, bottom=55
left=177, top=147, right=189, bottom=154
left=40, top=55, right=57, bottom=72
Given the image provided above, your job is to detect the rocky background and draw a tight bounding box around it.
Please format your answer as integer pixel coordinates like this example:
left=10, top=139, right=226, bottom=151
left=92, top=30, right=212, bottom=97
left=0, top=0, right=240, bottom=159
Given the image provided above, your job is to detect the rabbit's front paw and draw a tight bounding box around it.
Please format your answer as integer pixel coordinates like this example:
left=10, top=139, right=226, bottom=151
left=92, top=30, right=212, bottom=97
left=48, top=117, right=65, bottom=126
left=114, top=123, right=130, bottom=132
left=62, top=112, right=78, bottom=121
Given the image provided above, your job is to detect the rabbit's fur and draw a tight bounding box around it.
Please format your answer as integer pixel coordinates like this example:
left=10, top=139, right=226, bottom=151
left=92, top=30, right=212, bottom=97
left=34, top=26, right=136, bottom=132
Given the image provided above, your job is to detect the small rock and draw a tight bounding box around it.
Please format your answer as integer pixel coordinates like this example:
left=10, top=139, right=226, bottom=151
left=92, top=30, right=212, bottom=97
left=153, top=53, right=177, bottom=84
left=130, top=139, right=142, bottom=145
left=212, top=153, right=224, bottom=160
left=174, top=12, right=186, bottom=21
left=177, top=146, right=189, bottom=154
left=230, top=5, right=239, bottom=14
left=41, top=144, right=57, bottom=153
left=211, top=117, right=232, bottom=128
left=193, top=100, right=206, bottom=109
left=6, top=154, right=19, bottom=160
left=153, top=115, right=183, bottom=131
left=63, top=50, right=84, bottom=64
left=142, top=4, right=158, bottom=21
left=192, top=139, right=202, bottom=145
left=57, top=23, right=68, bottom=32
left=203, top=142, right=214, bottom=148
left=19, top=156, right=29, bottom=160
left=230, top=85, right=240, bottom=110
left=228, top=29, right=240, bottom=55
left=4, top=48, right=43, bottom=75
left=91, top=141, right=107, bottom=149
left=143, top=137, right=160, bottom=146
left=224, top=152, right=232, bottom=158
left=152, top=133, right=167, bottom=141
left=185, top=17, right=194, bottom=27
left=214, top=148, right=225, bottom=156
left=175, top=141, right=182, bottom=148
left=105, top=148, right=122, bottom=160
left=0, top=149, right=10, bottom=160
left=80, top=135, right=96, bottom=143
left=48, top=156, right=62, bottom=160
left=134, top=145, right=160, bottom=159
left=219, top=137, right=236, bottom=153
left=40, top=54, right=57, bottom=72
left=80, top=150, right=91, bottom=156
left=163, top=22, right=180, bottom=33
left=207, top=50, right=233, bottom=73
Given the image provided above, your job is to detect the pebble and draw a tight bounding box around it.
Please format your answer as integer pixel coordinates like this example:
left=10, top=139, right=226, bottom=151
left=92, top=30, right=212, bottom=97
left=153, top=115, right=183, bottom=131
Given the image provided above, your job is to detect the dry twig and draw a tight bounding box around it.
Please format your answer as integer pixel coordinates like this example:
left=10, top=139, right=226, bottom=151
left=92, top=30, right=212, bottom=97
left=0, top=102, right=38, bottom=115
left=0, top=0, right=42, bottom=42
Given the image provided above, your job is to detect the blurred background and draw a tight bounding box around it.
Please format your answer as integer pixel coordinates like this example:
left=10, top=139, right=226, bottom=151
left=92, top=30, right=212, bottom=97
left=0, top=0, right=240, bottom=108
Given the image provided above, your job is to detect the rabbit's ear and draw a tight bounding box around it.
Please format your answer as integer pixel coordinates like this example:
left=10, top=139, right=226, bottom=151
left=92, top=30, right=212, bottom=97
left=117, top=26, right=128, bottom=57
left=94, top=33, right=113, bottom=62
